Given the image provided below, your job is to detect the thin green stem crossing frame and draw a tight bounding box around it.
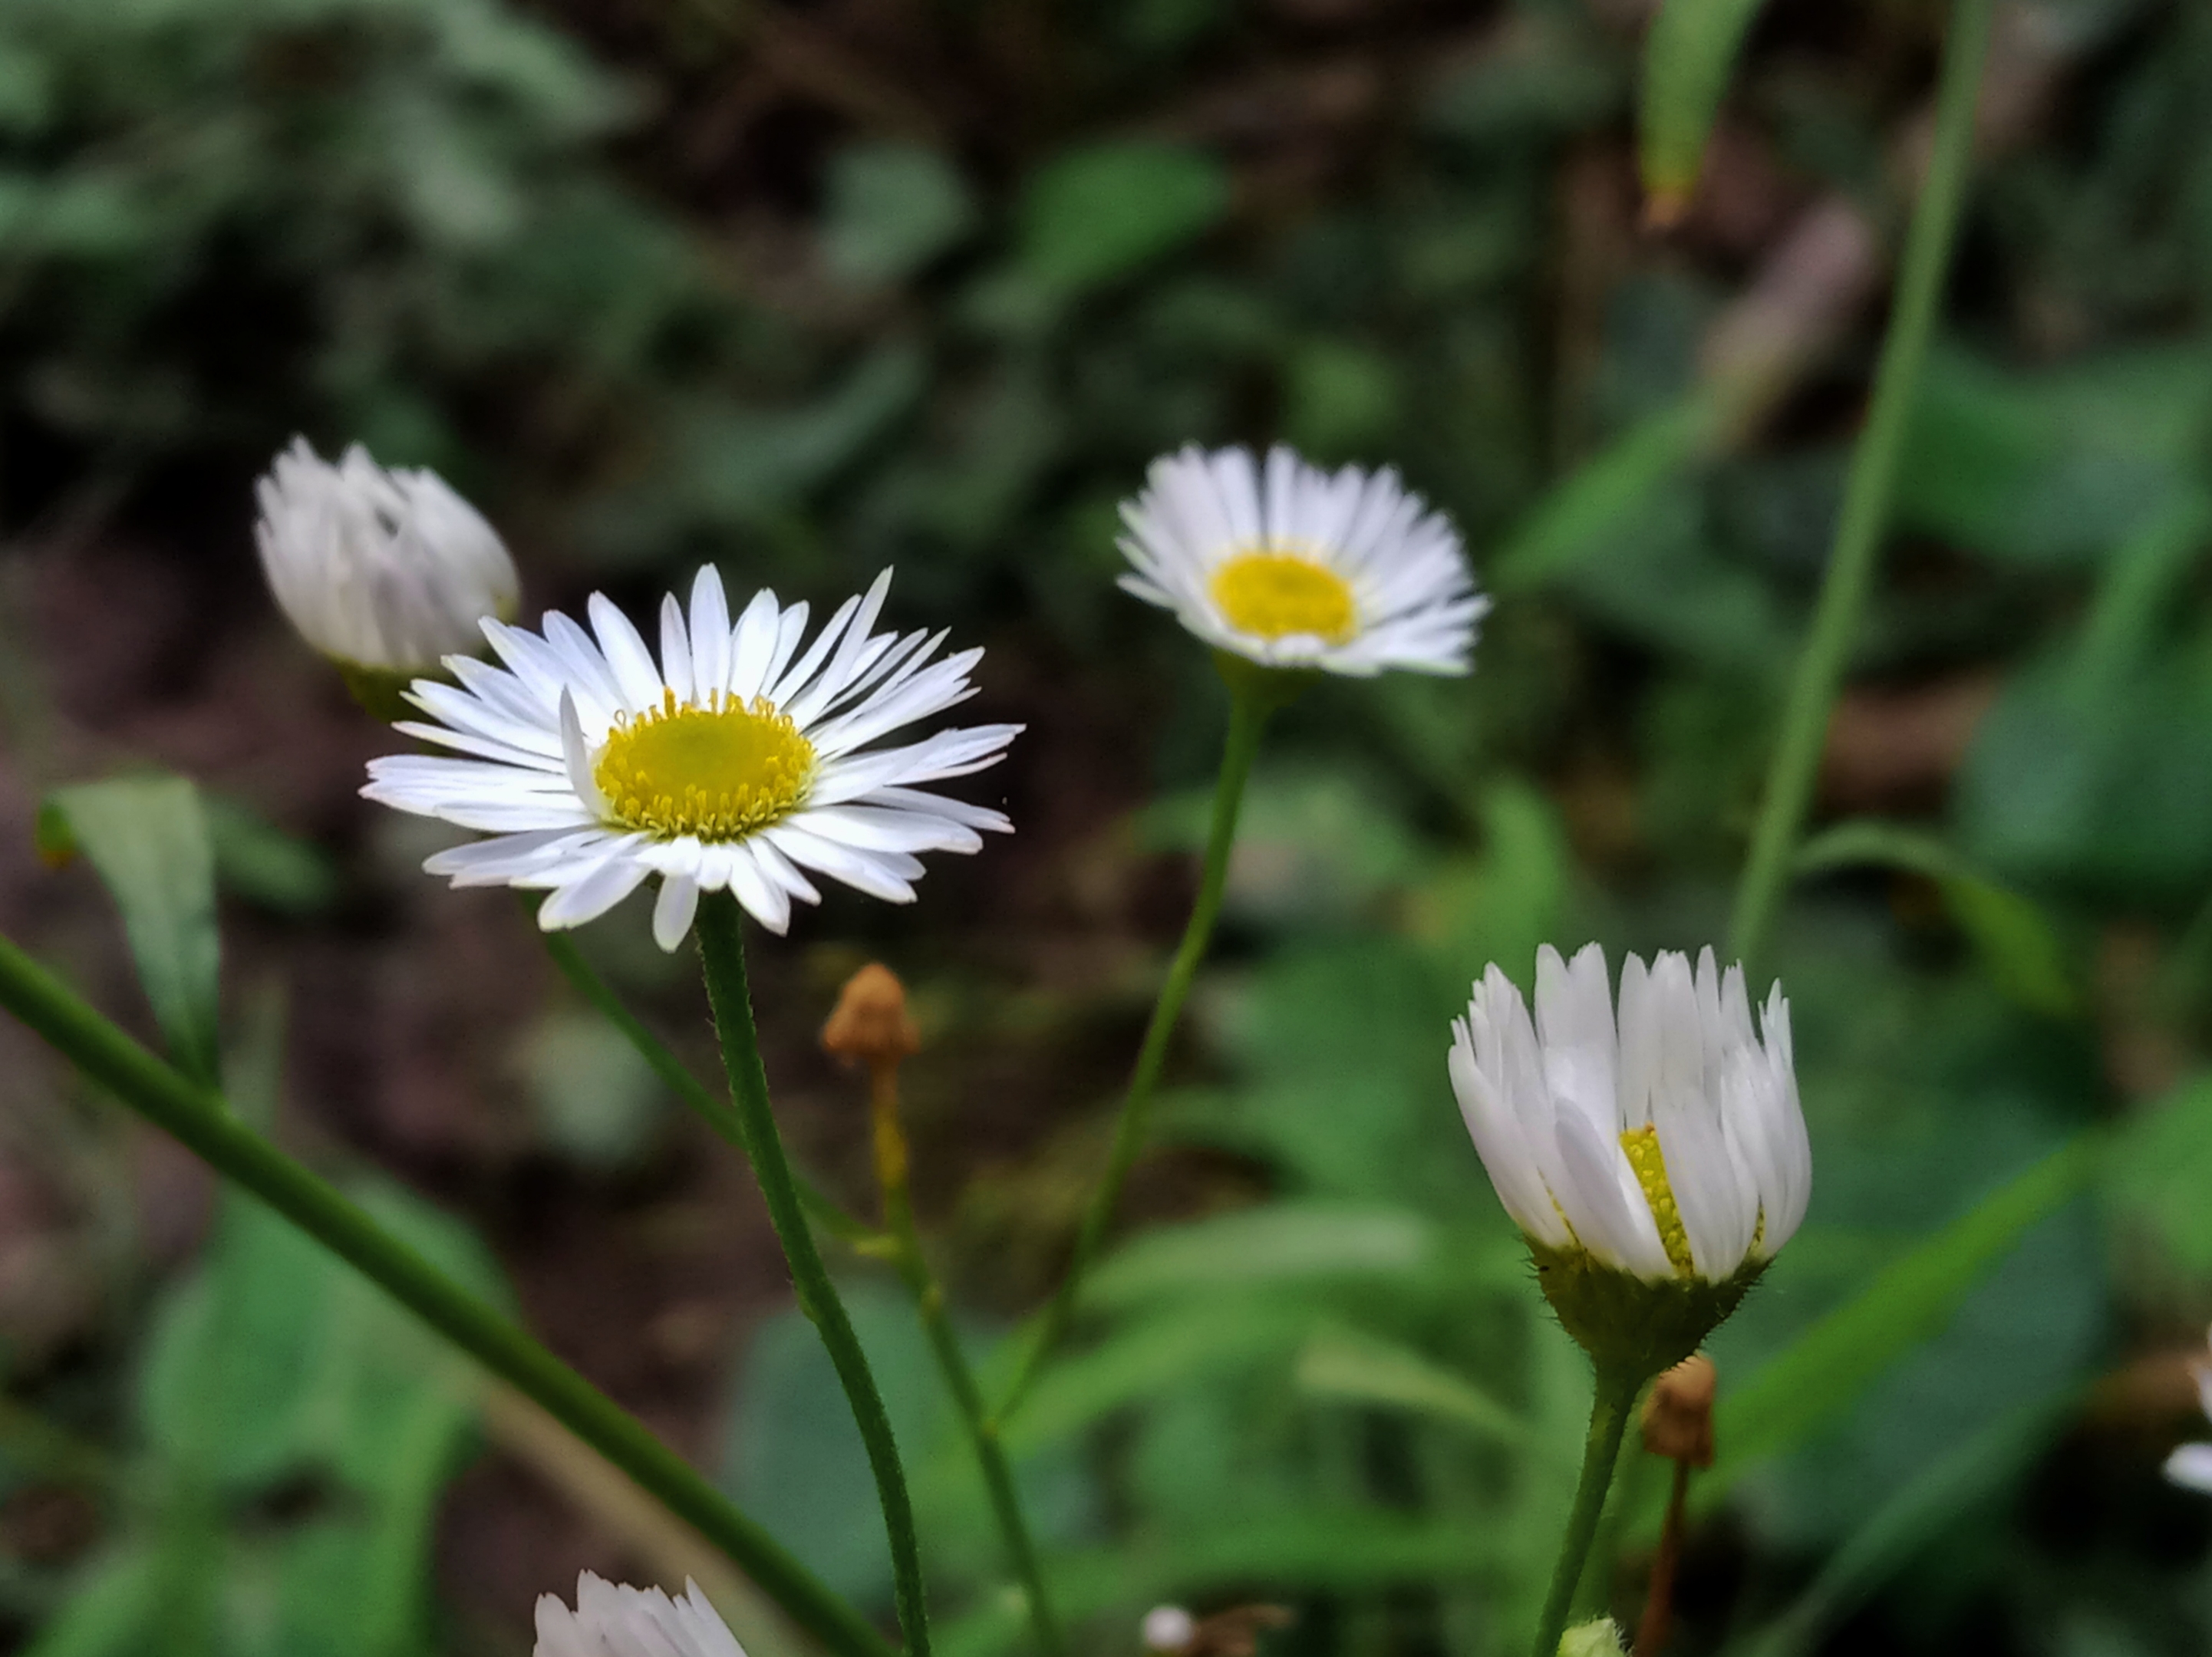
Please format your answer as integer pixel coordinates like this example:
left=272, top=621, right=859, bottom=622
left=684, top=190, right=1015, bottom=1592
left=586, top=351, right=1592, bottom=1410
left=0, top=930, right=893, bottom=1657
left=1726, top=0, right=1995, bottom=972
left=695, top=898, right=932, bottom=1657
left=999, top=666, right=1274, bottom=1416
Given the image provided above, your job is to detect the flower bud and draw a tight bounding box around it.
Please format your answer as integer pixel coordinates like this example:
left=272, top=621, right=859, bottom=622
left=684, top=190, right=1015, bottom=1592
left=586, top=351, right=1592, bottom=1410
left=255, top=437, right=518, bottom=693
left=1557, top=1619, right=1627, bottom=1657
left=1642, top=1354, right=1717, bottom=1467
left=821, top=964, right=921, bottom=1069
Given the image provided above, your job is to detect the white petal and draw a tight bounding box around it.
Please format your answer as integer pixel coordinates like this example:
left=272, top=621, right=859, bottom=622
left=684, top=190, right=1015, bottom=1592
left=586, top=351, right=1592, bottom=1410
left=653, top=875, right=701, bottom=952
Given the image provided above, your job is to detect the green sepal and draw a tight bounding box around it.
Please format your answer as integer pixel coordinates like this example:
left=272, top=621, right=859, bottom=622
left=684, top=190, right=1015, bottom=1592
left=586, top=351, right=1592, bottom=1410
left=1209, top=648, right=1318, bottom=713
left=1558, top=1619, right=1628, bottom=1657
left=1531, top=1241, right=1765, bottom=1380
left=336, top=661, right=430, bottom=725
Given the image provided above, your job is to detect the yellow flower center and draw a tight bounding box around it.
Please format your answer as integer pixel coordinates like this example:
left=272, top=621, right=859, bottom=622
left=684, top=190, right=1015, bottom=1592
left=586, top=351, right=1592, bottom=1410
left=592, top=689, right=815, bottom=842
left=1619, top=1125, right=1695, bottom=1276
left=1209, top=552, right=1357, bottom=643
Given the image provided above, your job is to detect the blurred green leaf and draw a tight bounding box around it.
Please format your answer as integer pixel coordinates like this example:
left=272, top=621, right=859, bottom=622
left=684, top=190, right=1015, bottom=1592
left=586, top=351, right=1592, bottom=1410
left=1294, top=1325, right=1527, bottom=1450
left=2102, top=1072, right=2212, bottom=1273
left=724, top=1281, right=941, bottom=1608
left=1896, top=347, right=2212, bottom=568
left=1795, top=820, right=2075, bottom=1016
left=1016, top=141, right=1228, bottom=296
left=1085, top=1203, right=1436, bottom=1311
left=204, top=795, right=339, bottom=917
left=1733, top=1389, right=2076, bottom=1657
left=1709, top=1138, right=2095, bottom=1494
left=38, top=775, right=221, bottom=1085
left=825, top=142, right=977, bottom=288
left=1639, top=0, right=1770, bottom=203
left=1493, top=397, right=1717, bottom=589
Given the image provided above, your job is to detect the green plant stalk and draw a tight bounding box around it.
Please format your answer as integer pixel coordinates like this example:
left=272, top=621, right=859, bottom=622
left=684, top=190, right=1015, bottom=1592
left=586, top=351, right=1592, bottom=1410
left=1725, top=0, right=1995, bottom=970
left=1531, top=1365, right=1642, bottom=1657
left=0, top=931, right=892, bottom=1657
left=537, top=925, right=870, bottom=1241
left=694, top=898, right=931, bottom=1657
left=999, top=676, right=1271, bottom=1415
left=872, top=1083, right=1064, bottom=1657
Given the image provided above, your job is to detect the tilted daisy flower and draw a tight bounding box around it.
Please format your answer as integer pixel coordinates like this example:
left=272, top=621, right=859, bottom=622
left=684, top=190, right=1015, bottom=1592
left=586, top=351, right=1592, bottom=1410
left=256, top=437, right=518, bottom=677
left=362, top=567, right=1019, bottom=950
left=536, top=1573, right=743, bottom=1657
left=1449, top=944, right=1810, bottom=1375
left=1116, top=443, right=1488, bottom=677
left=2164, top=1328, right=2212, bottom=1495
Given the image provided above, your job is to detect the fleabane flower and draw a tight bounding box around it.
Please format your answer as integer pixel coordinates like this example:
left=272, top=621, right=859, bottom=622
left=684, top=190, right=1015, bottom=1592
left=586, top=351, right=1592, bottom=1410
left=1449, top=944, right=1811, bottom=1375
left=1116, top=443, right=1487, bottom=677
left=2164, top=1329, right=2212, bottom=1495
left=535, top=1573, right=742, bottom=1657
left=256, top=437, right=518, bottom=677
left=362, top=566, right=1019, bottom=949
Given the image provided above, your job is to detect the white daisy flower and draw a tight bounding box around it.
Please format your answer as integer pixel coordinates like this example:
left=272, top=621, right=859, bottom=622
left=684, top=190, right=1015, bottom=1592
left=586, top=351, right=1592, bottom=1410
left=2164, top=1329, right=2212, bottom=1495
left=536, top=1572, right=743, bottom=1657
left=256, top=437, right=519, bottom=674
left=1449, top=944, right=1811, bottom=1285
left=362, top=566, right=1019, bottom=949
left=1116, top=444, right=1488, bottom=677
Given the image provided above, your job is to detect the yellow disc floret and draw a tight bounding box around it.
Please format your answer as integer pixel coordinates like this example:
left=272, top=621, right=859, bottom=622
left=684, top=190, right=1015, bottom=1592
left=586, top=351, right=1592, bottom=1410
left=593, top=689, right=815, bottom=842
left=1209, top=552, right=1357, bottom=643
left=1619, top=1125, right=1695, bottom=1277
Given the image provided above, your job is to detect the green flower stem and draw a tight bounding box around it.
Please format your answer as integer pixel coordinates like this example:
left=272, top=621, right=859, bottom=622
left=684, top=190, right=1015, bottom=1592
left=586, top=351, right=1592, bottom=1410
left=869, top=1066, right=1064, bottom=1657
left=1726, top=0, right=1995, bottom=971
left=0, top=930, right=892, bottom=1657
left=537, top=924, right=870, bottom=1241
left=998, top=668, right=1274, bottom=1416
left=1531, top=1365, right=1643, bottom=1657
left=694, top=898, right=931, bottom=1657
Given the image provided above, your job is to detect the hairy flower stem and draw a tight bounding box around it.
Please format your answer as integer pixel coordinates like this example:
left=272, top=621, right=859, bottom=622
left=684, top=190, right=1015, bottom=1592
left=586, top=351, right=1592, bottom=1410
left=0, top=931, right=892, bottom=1657
left=1726, top=0, right=1995, bottom=970
left=537, top=921, right=869, bottom=1240
left=1000, top=674, right=1272, bottom=1416
left=1533, top=1365, right=1643, bottom=1657
left=695, top=899, right=931, bottom=1657
left=867, top=1062, right=1066, bottom=1657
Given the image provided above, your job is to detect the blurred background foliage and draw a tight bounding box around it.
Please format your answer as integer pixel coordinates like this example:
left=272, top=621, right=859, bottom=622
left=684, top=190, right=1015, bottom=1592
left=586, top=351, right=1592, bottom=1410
left=6, top=0, right=2212, bottom=1652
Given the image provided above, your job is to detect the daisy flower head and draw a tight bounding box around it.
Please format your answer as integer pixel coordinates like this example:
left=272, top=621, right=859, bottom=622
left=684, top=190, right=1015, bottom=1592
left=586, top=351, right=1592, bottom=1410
left=2164, top=1328, right=2212, bottom=1496
left=1116, top=444, right=1488, bottom=678
left=536, top=1573, right=743, bottom=1657
left=363, top=567, right=1019, bottom=950
left=256, top=437, right=518, bottom=677
left=1449, top=944, right=1810, bottom=1375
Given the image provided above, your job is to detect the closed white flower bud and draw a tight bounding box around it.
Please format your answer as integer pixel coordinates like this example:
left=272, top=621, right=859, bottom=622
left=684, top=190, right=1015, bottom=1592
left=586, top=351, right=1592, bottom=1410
left=255, top=436, right=517, bottom=677
left=534, top=1573, right=744, bottom=1657
left=1556, top=1619, right=1627, bottom=1657
left=1449, top=944, right=1811, bottom=1375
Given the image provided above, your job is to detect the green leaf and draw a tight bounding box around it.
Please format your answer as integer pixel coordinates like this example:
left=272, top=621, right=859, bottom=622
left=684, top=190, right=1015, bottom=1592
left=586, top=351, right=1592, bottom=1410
left=1294, top=1324, right=1528, bottom=1450
left=20, top=1546, right=163, bottom=1657
left=1733, top=1389, right=2075, bottom=1657
left=2102, top=1072, right=2212, bottom=1273
left=1795, top=821, right=2075, bottom=1016
left=1083, top=1202, right=1436, bottom=1310
left=1638, top=0, right=1771, bottom=206
left=824, top=142, right=977, bottom=288
left=1708, top=1137, right=2095, bottom=1494
left=38, top=776, right=221, bottom=1085
left=1492, top=397, right=1718, bottom=589
left=1016, top=141, right=1228, bottom=296
left=203, top=794, right=338, bottom=916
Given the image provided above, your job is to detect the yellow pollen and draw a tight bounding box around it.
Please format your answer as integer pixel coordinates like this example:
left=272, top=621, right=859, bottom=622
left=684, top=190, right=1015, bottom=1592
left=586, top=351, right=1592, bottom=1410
left=1619, top=1125, right=1695, bottom=1276
left=592, top=688, right=815, bottom=843
left=1209, top=551, right=1357, bottom=643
